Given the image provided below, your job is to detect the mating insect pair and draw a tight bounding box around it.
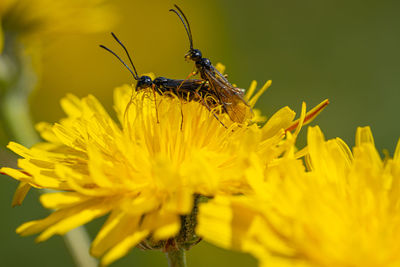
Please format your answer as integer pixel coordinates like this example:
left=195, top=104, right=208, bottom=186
left=100, top=33, right=219, bottom=124
left=100, top=5, right=253, bottom=126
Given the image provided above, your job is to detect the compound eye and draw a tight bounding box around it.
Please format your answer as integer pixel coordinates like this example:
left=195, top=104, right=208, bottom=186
left=191, top=49, right=202, bottom=61
left=143, top=76, right=152, bottom=86
left=137, top=76, right=153, bottom=89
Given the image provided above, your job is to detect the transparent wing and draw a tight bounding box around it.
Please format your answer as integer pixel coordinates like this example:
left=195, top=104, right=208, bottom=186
left=203, top=69, right=253, bottom=123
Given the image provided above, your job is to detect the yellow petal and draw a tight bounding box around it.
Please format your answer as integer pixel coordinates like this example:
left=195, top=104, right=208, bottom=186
left=197, top=196, right=233, bottom=249
left=40, top=192, right=93, bottom=210
left=7, top=142, right=32, bottom=158
left=151, top=214, right=180, bottom=240
left=12, top=182, right=32, bottom=207
left=35, top=122, right=62, bottom=143
left=262, top=106, right=295, bottom=139
left=249, top=80, right=272, bottom=107
left=91, top=211, right=141, bottom=258
left=60, top=94, right=84, bottom=118
left=285, top=99, right=329, bottom=132
left=83, top=95, right=110, bottom=118
left=101, top=230, right=149, bottom=266
left=141, top=211, right=180, bottom=240
left=293, top=102, right=307, bottom=138
left=356, top=126, right=375, bottom=146
left=394, top=138, right=400, bottom=163
left=17, top=198, right=112, bottom=241
left=244, top=80, right=258, bottom=101
left=17, top=159, right=64, bottom=189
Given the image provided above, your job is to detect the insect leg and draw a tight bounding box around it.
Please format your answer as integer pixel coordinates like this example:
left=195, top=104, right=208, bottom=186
left=123, top=85, right=137, bottom=129
left=177, top=72, right=197, bottom=131
left=152, top=84, right=160, bottom=124
left=193, top=89, right=227, bottom=129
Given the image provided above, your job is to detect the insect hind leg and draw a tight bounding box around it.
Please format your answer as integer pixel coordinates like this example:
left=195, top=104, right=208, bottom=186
left=178, top=71, right=198, bottom=130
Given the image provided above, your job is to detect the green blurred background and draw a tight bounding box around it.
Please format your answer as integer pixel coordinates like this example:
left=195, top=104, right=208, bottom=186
left=1, top=0, right=400, bottom=266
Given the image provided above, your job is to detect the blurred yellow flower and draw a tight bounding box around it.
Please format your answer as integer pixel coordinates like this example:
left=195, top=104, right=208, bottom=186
left=198, top=126, right=400, bottom=267
left=0, top=81, right=329, bottom=265
left=0, top=0, right=115, bottom=52
left=0, top=0, right=116, bottom=211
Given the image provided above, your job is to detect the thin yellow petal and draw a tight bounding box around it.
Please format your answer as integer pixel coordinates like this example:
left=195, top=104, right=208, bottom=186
left=101, top=230, right=149, bottom=266
left=394, top=138, right=400, bottom=162
left=60, top=94, right=83, bottom=118
left=7, top=142, right=32, bottom=158
left=285, top=99, right=329, bottom=132
left=12, top=182, right=32, bottom=207
left=244, top=80, right=257, bottom=101
left=35, top=122, right=62, bottom=143
left=91, top=211, right=140, bottom=257
left=152, top=216, right=180, bottom=240
left=18, top=160, right=64, bottom=189
left=36, top=199, right=113, bottom=242
left=40, top=192, right=93, bottom=210
left=142, top=212, right=180, bottom=240
left=52, top=123, right=85, bottom=152
left=249, top=80, right=272, bottom=107
left=1, top=167, right=42, bottom=188
left=262, top=106, right=295, bottom=139
left=355, top=126, right=375, bottom=146
left=293, top=102, right=307, bottom=138
left=16, top=198, right=111, bottom=239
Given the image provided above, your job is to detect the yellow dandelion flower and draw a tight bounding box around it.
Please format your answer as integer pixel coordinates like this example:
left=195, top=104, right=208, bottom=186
left=0, top=0, right=115, bottom=49
left=1, top=81, right=327, bottom=265
left=1, top=0, right=116, bottom=209
left=198, top=126, right=400, bottom=267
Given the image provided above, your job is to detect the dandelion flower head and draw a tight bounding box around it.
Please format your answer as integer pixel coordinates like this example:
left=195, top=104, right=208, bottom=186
left=198, top=126, right=400, bottom=267
left=0, top=0, right=115, bottom=52
left=0, top=78, right=328, bottom=265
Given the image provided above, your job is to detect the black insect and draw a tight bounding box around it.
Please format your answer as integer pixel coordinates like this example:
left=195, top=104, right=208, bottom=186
left=170, top=5, right=254, bottom=124
left=99, top=32, right=224, bottom=125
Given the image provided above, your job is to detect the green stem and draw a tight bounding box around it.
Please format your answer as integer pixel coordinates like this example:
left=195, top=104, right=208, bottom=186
left=165, top=249, right=187, bottom=267
left=1, top=93, right=39, bottom=146
left=63, top=227, right=98, bottom=267
left=1, top=31, right=38, bottom=146
left=1, top=31, right=97, bottom=267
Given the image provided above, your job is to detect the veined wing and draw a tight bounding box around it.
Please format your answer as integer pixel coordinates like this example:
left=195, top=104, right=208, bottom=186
left=208, top=64, right=246, bottom=96
left=203, top=68, right=253, bottom=123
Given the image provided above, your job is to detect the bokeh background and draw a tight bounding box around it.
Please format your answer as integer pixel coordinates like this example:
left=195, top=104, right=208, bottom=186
left=1, top=0, right=399, bottom=266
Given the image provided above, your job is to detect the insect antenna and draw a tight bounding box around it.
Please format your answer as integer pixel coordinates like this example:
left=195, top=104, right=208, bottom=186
left=170, top=5, right=193, bottom=50
left=110, top=32, right=140, bottom=79
left=99, top=44, right=138, bottom=80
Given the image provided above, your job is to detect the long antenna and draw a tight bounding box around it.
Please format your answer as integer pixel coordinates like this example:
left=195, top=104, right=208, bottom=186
left=99, top=44, right=138, bottom=80
left=170, top=5, right=193, bottom=50
left=173, top=5, right=193, bottom=37
left=110, top=32, right=139, bottom=79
